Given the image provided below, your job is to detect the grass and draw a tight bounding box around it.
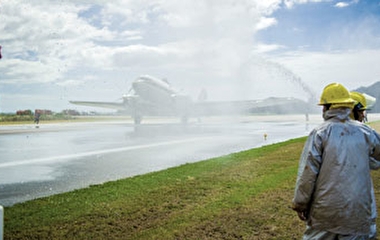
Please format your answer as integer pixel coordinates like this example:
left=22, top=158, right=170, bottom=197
left=3, top=121, right=380, bottom=239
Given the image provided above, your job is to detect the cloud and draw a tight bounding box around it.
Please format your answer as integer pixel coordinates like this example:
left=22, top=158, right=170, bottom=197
left=254, top=43, right=284, bottom=53
left=335, top=0, right=360, bottom=8
left=284, top=0, right=317, bottom=9
left=284, top=0, right=334, bottom=9
left=1, top=0, right=380, bottom=112
left=335, top=2, right=350, bottom=8
left=256, top=17, right=278, bottom=30
left=0, top=1, right=116, bottom=80
left=55, top=79, right=83, bottom=87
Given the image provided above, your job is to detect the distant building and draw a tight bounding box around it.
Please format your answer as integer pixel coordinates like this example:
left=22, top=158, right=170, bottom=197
left=16, top=110, right=32, bottom=115
left=34, top=109, right=53, bottom=115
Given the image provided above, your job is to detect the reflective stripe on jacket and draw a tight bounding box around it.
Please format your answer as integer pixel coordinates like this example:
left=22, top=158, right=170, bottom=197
left=293, top=108, right=380, bottom=235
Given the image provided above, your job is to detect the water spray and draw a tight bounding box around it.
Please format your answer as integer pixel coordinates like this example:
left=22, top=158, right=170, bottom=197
left=267, top=59, right=316, bottom=103
left=247, top=55, right=317, bottom=105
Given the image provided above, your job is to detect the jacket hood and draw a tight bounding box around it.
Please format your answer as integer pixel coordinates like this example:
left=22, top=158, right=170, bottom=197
left=323, top=107, right=352, bottom=121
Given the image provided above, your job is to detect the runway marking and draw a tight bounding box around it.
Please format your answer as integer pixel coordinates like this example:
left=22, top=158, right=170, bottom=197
left=0, top=137, right=213, bottom=168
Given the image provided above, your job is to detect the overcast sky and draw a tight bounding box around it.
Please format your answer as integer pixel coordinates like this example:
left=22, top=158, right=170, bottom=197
left=1, top=0, right=380, bottom=113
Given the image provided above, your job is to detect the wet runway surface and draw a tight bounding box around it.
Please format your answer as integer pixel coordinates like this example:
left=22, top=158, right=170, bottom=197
left=0, top=115, right=323, bottom=206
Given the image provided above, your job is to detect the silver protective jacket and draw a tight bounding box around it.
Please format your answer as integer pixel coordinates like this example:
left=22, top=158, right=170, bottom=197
left=293, top=108, right=380, bottom=235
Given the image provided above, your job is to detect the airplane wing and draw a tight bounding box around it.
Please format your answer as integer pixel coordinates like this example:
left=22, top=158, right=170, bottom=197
left=194, top=97, right=311, bottom=116
left=69, top=101, right=126, bottom=111
left=69, top=98, right=178, bottom=115
left=70, top=98, right=179, bottom=116
left=70, top=98, right=182, bottom=124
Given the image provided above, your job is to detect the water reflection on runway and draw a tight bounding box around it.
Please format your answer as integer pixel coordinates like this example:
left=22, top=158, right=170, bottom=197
left=0, top=115, right=322, bottom=206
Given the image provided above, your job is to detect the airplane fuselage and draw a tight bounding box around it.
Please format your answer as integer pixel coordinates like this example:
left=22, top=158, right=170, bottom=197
left=121, top=75, right=193, bottom=123
left=132, top=75, right=177, bottom=106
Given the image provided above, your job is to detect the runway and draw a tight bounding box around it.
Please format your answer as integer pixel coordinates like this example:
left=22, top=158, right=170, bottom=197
left=1, top=114, right=325, bottom=206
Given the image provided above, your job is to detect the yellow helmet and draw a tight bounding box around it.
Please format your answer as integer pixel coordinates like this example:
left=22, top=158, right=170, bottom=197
left=318, top=83, right=355, bottom=107
left=350, top=91, right=366, bottom=110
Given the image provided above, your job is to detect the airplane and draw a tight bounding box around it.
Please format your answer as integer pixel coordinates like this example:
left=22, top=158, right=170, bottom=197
left=70, top=75, right=312, bottom=124
left=70, top=75, right=194, bottom=124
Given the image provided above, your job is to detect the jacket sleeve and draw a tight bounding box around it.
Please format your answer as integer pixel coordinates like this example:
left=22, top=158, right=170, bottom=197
left=292, top=130, right=323, bottom=212
left=369, top=129, right=380, bottom=170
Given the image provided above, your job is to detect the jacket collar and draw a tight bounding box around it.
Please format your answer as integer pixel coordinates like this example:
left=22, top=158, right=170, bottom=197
left=323, top=107, right=352, bottom=121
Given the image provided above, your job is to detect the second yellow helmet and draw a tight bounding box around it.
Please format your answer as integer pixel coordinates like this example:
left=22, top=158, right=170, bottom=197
left=350, top=92, right=367, bottom=110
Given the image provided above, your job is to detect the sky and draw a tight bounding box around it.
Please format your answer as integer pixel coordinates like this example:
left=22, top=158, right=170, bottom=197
left=1, top=0, right=380, bottom=113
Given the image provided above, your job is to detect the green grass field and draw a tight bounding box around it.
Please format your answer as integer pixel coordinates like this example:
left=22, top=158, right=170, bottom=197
left=3, top=122, right=380, bottom=239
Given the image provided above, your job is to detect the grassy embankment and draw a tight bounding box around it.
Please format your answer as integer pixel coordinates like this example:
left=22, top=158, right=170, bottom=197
left=3, top=122, right=380, bottom=239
